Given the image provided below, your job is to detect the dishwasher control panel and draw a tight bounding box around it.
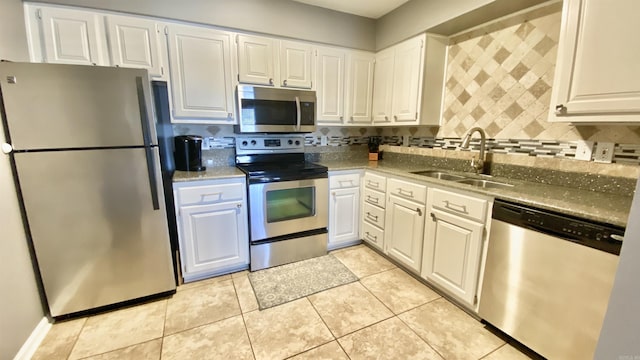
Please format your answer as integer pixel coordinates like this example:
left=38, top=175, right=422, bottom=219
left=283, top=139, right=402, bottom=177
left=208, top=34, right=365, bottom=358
left=494, top=200, right=624, bottom=255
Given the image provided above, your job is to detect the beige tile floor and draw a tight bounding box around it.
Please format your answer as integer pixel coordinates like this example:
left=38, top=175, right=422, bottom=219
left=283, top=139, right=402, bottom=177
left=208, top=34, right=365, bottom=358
left=32, top=244, right=536, bottom=360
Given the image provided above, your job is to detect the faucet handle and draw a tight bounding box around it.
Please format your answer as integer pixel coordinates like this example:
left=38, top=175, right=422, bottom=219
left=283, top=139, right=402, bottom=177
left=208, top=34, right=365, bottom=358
left=471, top=157, right=484, bottom=174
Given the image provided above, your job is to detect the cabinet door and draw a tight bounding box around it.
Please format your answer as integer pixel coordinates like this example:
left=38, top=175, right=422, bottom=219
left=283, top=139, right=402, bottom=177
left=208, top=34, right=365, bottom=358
left=167, top=24, right=235, bottom=122
left=346, top=51, right=374, bottom=125
left=371, top=48, right=394, bottom=125
left=105, top=15, right=163, bottom=77
left=422, top=208, right=483, bottom=306
left=329, top=187, right=360, bottom=249
left=385, top=195, right=425, bottom=273
left=39, top=7, right=106, bottom=65
left=280, top=40, right=313, bottom=89
left=237, top=35, right=276, bottom=86
left=316, top=46, right=345, bottom=124
left=391, top=36, right=424, bottom=123
left=178, top=201, right=248, bottom=277
left=551, top=0, right=640, bottom=122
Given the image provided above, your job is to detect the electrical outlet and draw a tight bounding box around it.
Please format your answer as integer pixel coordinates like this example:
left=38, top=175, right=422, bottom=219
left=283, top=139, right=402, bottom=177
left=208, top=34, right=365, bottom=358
left=320, top=135, right=328, bottom=146
left=594, top=142, right=615, bottom=163
left=402, top=135, right=410, bottom=147
left=574, top=140, right=594, bottom=161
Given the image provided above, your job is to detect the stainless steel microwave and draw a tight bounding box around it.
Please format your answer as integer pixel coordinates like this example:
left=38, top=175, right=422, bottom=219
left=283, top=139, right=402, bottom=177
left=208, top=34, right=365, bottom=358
left=234, top=85, right=316, bottom=133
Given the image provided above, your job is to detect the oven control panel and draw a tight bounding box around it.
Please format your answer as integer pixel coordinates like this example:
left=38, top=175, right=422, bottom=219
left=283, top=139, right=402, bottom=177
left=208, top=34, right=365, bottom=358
left=235, top=135, right=305, bottom=155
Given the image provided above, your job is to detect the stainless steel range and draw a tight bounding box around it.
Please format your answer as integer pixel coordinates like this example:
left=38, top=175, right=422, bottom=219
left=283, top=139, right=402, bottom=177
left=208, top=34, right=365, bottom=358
left=235, top=135, right=328, bottom=271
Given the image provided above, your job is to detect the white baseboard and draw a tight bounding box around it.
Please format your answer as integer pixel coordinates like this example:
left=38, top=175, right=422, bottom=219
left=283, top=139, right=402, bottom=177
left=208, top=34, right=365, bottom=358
left=13, top=317, right=51, bottom=360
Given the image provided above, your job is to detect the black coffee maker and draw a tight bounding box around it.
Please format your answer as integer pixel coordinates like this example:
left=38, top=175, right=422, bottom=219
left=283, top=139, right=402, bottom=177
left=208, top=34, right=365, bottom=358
left=174, top=135, right=206, bottom=171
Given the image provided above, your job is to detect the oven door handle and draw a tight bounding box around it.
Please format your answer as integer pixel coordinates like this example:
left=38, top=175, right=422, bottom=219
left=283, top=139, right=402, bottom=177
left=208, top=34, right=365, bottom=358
left=295, top=96, right=301, bottom=131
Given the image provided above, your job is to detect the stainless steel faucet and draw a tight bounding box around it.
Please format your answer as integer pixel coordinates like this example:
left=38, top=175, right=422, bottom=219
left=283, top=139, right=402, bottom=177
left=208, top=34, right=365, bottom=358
left=460, top=127, right=486, bottom=174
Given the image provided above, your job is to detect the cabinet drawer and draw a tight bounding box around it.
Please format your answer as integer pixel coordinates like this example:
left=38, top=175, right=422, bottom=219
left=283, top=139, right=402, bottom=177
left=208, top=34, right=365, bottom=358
left=429, top=188, right=487, bottom=222
left=362, top=202, right=385, bottom=229
left=330, top=173, right=360, bottom=189
left=362, top=221, right=384, bottom=248
left=387, top=178, right=427, bottom=204
left=363, top=187, right=386, bottom=209
left=363, top=172, right=386, bottom=192
left=177, top=182, right=244, bottom=206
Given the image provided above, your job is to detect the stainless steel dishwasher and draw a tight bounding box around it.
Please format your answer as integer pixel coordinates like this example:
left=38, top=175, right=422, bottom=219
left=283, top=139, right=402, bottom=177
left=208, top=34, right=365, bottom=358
left=479, top=200, right=624, bottom=360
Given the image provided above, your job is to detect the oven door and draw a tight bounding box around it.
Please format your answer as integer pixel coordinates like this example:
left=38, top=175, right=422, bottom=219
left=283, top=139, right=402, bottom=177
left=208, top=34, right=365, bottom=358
left=248, top=178, right=328, bottom=242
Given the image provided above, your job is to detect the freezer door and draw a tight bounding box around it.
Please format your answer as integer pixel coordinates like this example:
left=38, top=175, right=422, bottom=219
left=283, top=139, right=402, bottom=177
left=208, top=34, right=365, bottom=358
left=14, top=147, right=176, bottom=317
left=0, top=62, right=157, bottom=150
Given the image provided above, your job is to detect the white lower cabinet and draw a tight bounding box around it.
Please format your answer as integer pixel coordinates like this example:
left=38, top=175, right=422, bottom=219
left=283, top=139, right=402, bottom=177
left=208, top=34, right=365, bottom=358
left=328, top=170, right=361, bottom=250
left=422, top=187, right=490, bottom=309
left=173, top=178, right=249, bottom=282
left=384, top=178, right=427, bottom=273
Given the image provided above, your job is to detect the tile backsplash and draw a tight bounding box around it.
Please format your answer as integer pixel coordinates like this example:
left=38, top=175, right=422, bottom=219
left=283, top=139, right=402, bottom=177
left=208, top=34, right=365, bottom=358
left=173, top=1, right=640, bottom=168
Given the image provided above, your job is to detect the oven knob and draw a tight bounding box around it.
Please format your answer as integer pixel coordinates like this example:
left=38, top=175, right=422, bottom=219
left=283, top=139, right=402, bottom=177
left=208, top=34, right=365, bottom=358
left=251, top=140, right=257, bottom=146
left=241, top=140, right=248, bottom=146
left=288, top=139, right=293, bottom=145
left=295, top=140, right=300, bottom=145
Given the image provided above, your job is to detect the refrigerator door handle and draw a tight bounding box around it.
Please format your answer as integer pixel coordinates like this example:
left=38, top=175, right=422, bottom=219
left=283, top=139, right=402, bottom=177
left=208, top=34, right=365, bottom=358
left=136, top=76, right=160, bottom=210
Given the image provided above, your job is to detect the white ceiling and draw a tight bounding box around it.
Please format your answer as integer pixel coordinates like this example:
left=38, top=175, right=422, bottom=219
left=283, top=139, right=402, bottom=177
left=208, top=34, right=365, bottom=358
left=291, top=0, right=411, bottom=19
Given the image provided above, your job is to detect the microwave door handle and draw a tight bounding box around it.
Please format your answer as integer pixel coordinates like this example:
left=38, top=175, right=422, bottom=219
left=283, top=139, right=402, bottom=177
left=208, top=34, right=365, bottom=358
left=295, top=96, right=301, bottom=131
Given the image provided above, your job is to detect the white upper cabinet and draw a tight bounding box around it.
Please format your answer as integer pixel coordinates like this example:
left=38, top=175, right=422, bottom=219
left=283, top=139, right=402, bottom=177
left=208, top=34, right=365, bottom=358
left=371, top=33, right=447, bottom=126
left=35, top=6, right=107, bottom=66
left=237, top=35, right=313, bottom=88
left=550, top=0, right=640, bottom=123
left=166, top=24, right=236, bottom=123
left=371, top=48, right=395, bottom=125
left=316, top=46, right=346, bottom=124
left=279, top=40, right=314, bottom=89
left=237, top=34, right=276, bottom=86
left=105, top=15, right=163, bottom=77
left=391, top=35, right=425, bottom=123
left=316, top=47, right=375, bottom=126
left=345, top=51, right=375, bottom=125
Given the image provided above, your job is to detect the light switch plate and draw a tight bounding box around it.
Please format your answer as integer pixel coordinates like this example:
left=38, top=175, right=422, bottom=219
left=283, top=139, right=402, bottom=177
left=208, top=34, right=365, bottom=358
left=594, top=142, right=615, bottom=163
left=574, top=140, right=594, bottom=161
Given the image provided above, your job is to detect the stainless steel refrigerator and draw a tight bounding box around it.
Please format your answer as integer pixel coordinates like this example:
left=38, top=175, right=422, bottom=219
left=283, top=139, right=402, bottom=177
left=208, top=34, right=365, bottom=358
left=0, top=62, right=176, bottom=318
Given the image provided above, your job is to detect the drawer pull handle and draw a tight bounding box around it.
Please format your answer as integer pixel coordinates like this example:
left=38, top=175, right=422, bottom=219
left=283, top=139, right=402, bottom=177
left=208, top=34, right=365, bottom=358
left=367, top=195, right=379, bottom=204
left=366, top=212, right=378, bottom=221
left=364, top=232, right=377, bottom=241
left=338, top=180, right=354, bottom=185
left=397, top=188, right=414, bottom=197
left=443, top=200, right=468, bottom=214
left=430, top=212, right=436, bottom=221
left=416, top=208, right=422, bottom=216
left=367, top=180, right=379, bottom=188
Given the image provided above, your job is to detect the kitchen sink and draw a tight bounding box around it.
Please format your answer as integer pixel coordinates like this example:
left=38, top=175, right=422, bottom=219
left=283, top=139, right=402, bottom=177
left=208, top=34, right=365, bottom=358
left=411, top=170, right=467, bottom=181
left=455, top=178, right=514, bottom=189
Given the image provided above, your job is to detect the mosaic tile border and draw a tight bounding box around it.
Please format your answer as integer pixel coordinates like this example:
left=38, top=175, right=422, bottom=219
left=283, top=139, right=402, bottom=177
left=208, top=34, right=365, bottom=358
left=197, top=135, right=640, bottom=165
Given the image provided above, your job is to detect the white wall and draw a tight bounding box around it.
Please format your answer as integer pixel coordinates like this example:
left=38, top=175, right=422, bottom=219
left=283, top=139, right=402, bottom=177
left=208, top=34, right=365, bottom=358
left=375, top=0, right=551, bottom=50
left=595, top=175, right=640, bottom=358
left=31, top=0, right=377, bottom=50
left=0, top=0, right=46, bottom=358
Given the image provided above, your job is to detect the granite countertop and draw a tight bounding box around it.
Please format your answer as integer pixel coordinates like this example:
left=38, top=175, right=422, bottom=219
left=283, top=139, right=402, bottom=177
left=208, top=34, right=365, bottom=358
left=173, top=166, right=245, bottom=182
left=320, top=159, right=632, bottom=228
left=172, top=160, right=632, bottom=227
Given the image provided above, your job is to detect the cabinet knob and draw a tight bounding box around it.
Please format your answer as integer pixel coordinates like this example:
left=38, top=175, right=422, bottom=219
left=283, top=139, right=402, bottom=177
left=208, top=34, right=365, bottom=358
left=269, top=78, right=274, bottom=85
left=555, top=104, right=567, bottom=115
left=384, top=116, right=388, bottom=121
left=416, top=208, right=422, bottom=216
left=394, top=115, right=398, bottom=121
left=227, top=112, right=233, bottom=118
left=350, top=116, right=354, bottom=122
left=283, top=80, right=288, bottom=86
left=237, top=204, right=242, bottom=208
left=340, top=116, right=343, bottom=121
left=430, top=212, right=436, bottom=221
